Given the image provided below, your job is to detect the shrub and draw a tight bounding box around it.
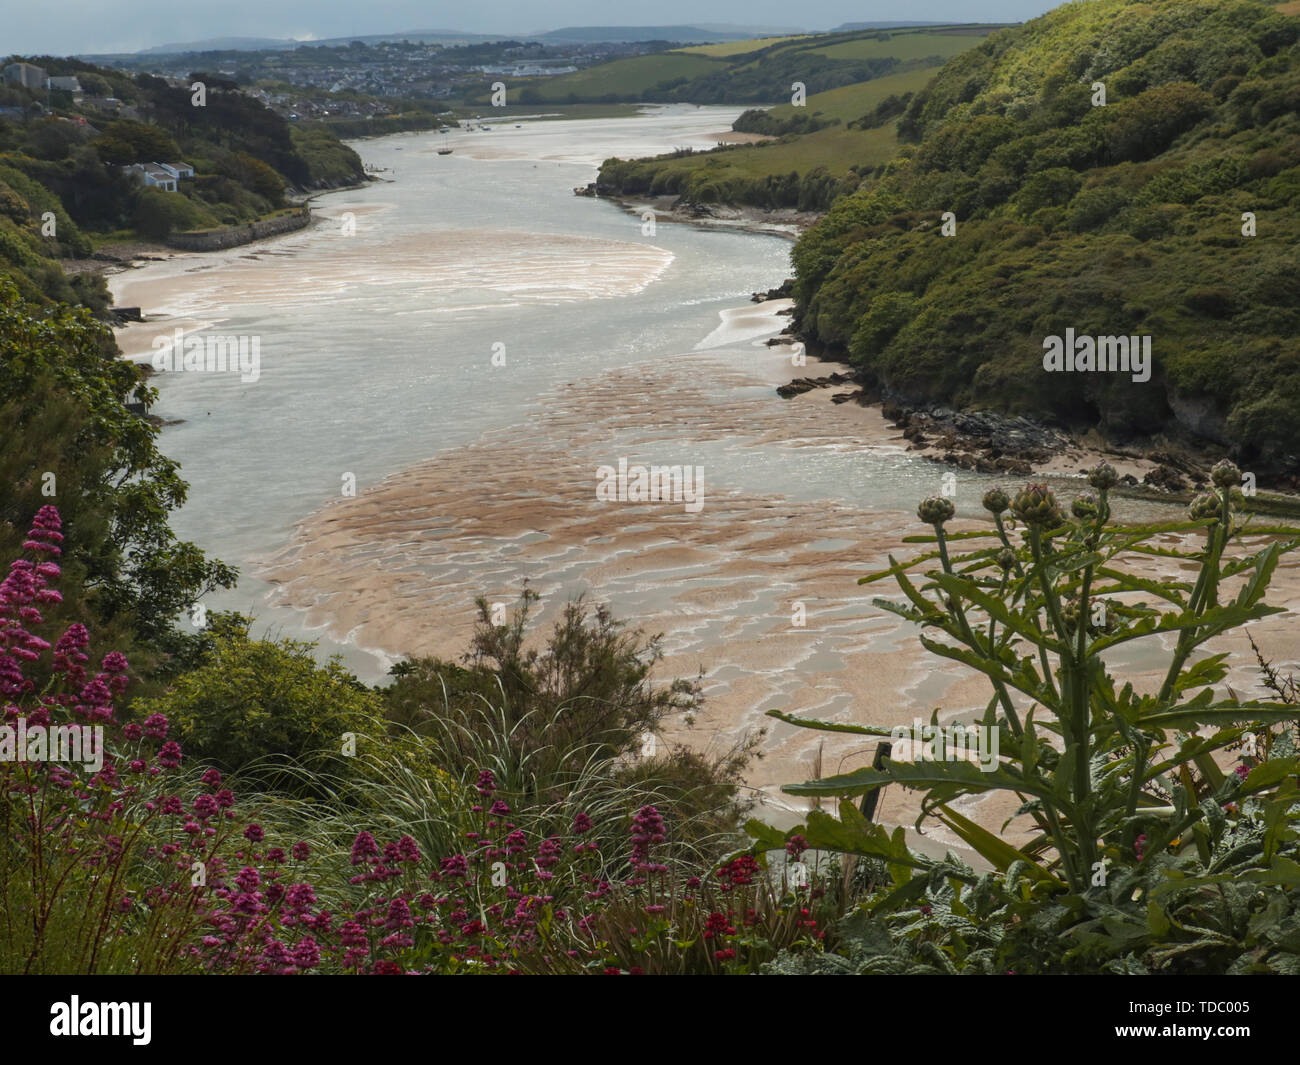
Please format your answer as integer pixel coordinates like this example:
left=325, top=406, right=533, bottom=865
left=752, top=464, right=1300, bottom=973
left=132, top=620, right=386, bottom=792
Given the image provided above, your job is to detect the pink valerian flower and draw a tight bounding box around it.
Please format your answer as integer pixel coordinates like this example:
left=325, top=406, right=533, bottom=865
left=572, top=811, right=593, bottom=834
left=291, top=841, right=311, bottom=861
left=704, top=912, right=735, bottom=939
left=384, top=898, right=414, bottom=930
left=475, top=769, right=496, bottom=797
left=350, top=831, right=379, bottom=865
left=717, top=855, right=760, bottom=891
left=535, top=837, right=562, bottom=870
left=630, top=805, right=668, bottom=874
left=1134, top=833, right=1148, bottom=860
left=291, top=937, right=321, bottom=971
left=439, top=853, right=468, bottom=878
left=1234, top=764, right=1250, bottom=780
left=24, top=506, right=64, bottom=556
left=785, top=834, right=809, bottom=860
left=284, top=883, right=317, bottom=914
left=243, top=823, right=265, bottom=844
left=142, top=713, right=169, bottom=739
left=156, top=742, right=182, bottom=768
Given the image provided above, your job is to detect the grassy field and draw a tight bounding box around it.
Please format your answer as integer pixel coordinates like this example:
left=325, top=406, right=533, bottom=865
left=755, top=66, right=942, bottom=124
left=674, top=35, right=813, bottom=57
left=598, top=121, right=901, bottom=210
left=804, top=31, right=994, bottom=63
left=505, top=52, right=721, bottom=102
left=499, top=25, right=999, bottom=105
left=677, top=124, right=900, bottom=177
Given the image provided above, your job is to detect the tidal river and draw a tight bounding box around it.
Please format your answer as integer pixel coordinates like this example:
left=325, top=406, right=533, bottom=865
left=110, top=105, right=1297, bottom=837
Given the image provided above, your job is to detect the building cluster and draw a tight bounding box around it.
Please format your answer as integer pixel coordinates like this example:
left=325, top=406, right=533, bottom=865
left=2, top=62, right=143, bottom=121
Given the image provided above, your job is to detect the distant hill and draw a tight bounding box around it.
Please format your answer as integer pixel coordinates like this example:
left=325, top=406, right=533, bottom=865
left=493, top=25, right=996, bottom=105
left=531, top=25, right=793, bottom=43
left=115, top=24, right=814, bottom=57
left=140, top=36, right=299, bottom=54
left=496, top=25, right=993, bottom=105
left=128, top=30, right=504, bottom=56
left=832, top=22, right=953, bottom=30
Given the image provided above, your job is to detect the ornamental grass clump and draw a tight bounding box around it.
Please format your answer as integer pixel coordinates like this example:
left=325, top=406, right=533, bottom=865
left=756, top=463, right=1300, bottom=973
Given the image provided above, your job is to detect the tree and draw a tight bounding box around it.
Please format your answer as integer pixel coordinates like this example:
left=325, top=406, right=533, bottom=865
left=0, top=281, right=236, bottom=660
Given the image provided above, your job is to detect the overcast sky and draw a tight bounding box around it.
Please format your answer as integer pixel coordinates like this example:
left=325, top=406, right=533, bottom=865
left=7, top=1, right=1058, bottom=56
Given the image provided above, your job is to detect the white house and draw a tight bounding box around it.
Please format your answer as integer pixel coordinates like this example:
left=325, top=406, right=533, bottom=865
left=122, top=162, right=195, bottom=191
left=123, top=163, right=177, bottom=191
left=46, top=76, right=82, bottom=93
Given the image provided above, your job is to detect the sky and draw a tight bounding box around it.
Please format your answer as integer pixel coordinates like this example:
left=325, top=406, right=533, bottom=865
left=6, top=1, right=1060, bottom=57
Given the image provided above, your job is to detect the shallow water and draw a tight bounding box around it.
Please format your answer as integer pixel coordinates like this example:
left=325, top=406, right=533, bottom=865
left=110, top=107, right=1297, bottom=834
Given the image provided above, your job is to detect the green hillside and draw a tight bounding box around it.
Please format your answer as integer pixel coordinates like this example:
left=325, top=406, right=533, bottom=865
left=598, top=124, right=900, bottom=211
left=791, top=0, right=1300, bottom=470
left=512, top=51, right=723, bottom=102
left=0, top=58, right=364, bottom=310
left=497, top=25, right=997, bottom=105
left=674, top=35, right=813, bottom=57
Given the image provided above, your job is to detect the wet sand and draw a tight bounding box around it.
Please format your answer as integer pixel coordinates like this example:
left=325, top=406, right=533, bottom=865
left=256, top=299, right=1300, bottom=846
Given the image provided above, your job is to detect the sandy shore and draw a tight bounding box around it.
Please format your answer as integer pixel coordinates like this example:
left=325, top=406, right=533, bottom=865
left=257, top=299, right=1300, bottom=846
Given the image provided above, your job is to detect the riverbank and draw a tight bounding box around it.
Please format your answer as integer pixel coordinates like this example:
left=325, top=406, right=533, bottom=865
left=772, top=355, right=1300, bottom=509
left=601, top=192, right=821, bottom=241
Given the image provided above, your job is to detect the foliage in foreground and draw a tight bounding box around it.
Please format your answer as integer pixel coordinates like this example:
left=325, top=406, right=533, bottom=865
left=753, top=460, right=1300, bottom=973
left=4, top=507, right=817, bottom=974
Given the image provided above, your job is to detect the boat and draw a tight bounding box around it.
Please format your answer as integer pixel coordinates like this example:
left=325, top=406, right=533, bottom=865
left=437, top=148, right=453, bottom=155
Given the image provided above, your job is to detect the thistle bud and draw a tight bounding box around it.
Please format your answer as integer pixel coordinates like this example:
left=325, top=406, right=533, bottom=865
left=917, top=496, right=955, bottom=526
left=981, top=487, right=1010, bottom=515
left=1210, top=459, right=1240, bottom=489
left=1187, top=492, right=1219, bottom=521
left=1087, top=462, right=1118, bottom=491
left=1071, top=493, right=1099, bottom=519
left=1011, top=483, right=1062, bottom=528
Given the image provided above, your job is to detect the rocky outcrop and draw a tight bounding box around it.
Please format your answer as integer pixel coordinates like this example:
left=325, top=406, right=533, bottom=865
left=884, top=403, right=1067, bottom=476
left=776, top=372, right=855, bottom=398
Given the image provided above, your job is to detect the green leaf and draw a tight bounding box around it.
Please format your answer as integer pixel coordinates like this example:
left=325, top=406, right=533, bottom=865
left=1141, top=701, right=1300, bottom=730
left=763, top=708, right=896, bottom=736
left=782, top=756, right=1057, bottom=804
left=935, top=805, right=1062, bottom=886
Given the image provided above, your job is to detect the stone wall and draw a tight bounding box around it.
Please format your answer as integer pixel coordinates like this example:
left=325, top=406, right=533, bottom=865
left=166, top=207, right=311, bottom=251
